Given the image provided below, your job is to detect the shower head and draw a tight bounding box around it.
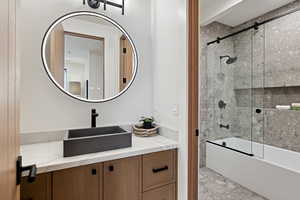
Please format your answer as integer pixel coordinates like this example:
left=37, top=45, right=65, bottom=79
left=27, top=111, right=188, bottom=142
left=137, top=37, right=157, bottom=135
left=220, top=55, right=237, bottom=64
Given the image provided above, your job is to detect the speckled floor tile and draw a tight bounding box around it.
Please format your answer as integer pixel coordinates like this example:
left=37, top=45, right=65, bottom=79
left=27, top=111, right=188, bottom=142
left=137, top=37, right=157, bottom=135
left=199, top=168, right=268, bottom=200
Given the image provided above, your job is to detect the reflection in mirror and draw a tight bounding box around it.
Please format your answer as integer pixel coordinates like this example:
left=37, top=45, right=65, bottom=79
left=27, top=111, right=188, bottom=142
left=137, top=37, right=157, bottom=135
left=43, top=12, right=137, bottom=102
left=64, top=32, right=105, bottom=99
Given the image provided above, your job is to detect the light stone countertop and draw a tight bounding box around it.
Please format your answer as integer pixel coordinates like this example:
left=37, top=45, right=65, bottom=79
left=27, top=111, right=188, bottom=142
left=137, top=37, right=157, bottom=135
left=21, top=135, right=178, bottom=175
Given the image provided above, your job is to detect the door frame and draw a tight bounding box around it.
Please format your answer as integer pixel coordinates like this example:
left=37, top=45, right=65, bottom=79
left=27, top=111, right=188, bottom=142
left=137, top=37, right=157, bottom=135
left=188, top=0, right=199, bottom=200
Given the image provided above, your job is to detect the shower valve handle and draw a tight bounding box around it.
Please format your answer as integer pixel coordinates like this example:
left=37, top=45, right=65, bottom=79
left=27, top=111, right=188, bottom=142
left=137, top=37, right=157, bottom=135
left=220, top=124, right=230, bottom=129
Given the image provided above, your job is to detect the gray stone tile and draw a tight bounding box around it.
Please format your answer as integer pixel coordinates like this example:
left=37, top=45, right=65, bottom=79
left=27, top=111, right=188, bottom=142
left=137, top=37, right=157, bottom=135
left=199, top=168, right=268, bottom=200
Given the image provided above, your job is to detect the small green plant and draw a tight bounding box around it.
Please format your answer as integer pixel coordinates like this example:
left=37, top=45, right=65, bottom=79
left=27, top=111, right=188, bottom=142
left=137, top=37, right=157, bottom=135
left=140, top=116, right=154, bottom=123
left=140, top=117, right=155, bottom=129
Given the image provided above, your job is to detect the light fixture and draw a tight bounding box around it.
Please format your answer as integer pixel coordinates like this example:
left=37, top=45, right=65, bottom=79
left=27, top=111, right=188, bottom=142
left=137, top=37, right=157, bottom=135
left=83, top=0, right=125, bottom=15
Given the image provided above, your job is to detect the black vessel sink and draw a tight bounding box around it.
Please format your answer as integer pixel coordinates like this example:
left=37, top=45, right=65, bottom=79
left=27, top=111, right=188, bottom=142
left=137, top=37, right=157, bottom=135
left=64, top=126, right=132, bottom=157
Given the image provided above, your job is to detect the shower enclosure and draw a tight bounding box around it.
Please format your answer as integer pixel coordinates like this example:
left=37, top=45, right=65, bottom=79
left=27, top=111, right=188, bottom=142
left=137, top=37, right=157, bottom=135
left=204, top=23, right=266, bottom=158
left=201, top=8, right=300, bottom=200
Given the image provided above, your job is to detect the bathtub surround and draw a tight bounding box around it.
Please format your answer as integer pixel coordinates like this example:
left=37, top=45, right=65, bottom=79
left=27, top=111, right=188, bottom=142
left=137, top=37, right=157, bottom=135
left=200, top=0, right=300, bottom=167
left=207, top=138, right=300, bottom=200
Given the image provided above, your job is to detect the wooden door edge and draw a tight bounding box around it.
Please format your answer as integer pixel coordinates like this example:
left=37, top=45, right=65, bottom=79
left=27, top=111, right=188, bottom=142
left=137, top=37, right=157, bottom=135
left=1, top=0, right=19, bottom=199
left=188, top=0, right=199, bottom=200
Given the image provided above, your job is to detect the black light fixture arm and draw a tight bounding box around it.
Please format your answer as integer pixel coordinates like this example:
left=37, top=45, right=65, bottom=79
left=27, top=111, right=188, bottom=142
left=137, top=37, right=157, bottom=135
left=86, top=0, right=125, bottom=15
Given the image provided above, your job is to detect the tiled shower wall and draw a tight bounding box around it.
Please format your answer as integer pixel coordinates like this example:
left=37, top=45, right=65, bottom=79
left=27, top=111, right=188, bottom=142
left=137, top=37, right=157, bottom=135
left=200, top=22, right=236, bottom=167
left=200, top=0, right=300, bottom=167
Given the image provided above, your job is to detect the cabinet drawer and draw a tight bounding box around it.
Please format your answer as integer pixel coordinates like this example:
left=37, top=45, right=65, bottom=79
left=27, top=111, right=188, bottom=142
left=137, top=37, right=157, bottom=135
left=142, top=183, right=176, bottom=200
left=142, top=150, right=176, bottom=191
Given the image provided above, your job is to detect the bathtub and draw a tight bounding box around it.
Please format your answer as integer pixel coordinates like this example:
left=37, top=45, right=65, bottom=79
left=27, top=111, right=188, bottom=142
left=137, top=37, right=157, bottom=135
left=206, top=137, right=300, bottom=200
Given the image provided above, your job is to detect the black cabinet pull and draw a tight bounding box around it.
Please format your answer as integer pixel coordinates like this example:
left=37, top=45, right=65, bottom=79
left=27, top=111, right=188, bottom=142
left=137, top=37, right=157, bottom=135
left=109, top=165, right=114, bottom=172
left=152, top=166, right=168, bottom=173
left=91, top=168, right=97, bottom=175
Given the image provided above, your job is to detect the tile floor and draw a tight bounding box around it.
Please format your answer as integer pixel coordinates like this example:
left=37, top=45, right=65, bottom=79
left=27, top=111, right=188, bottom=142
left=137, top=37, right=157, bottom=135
left=199, top=168, right=268, bottom=200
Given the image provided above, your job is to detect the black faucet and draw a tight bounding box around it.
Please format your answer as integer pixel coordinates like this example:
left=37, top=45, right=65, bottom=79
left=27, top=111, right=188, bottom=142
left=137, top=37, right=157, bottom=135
left=219, top=124, right=230, bottom=130
left=91, top=109, right=99, bottom=128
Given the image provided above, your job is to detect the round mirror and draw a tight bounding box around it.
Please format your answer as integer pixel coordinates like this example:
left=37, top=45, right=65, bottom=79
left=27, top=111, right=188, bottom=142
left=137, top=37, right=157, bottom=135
left=42, top=12, right=138, bottom=103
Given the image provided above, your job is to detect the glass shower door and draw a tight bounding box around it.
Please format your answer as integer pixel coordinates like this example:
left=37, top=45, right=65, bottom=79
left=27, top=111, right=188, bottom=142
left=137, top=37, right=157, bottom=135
left=205, top=31, right=254, bottom=156
left=205, top=26, right=265, bottom=157
left=231, top=29, right=255, bottom=156
left=251, top=25, right=265, bottom=158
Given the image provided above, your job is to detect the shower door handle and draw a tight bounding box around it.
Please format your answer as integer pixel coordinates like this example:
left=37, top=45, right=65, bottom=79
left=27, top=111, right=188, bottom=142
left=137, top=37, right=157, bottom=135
left=256, top=109, right=262, bottom=114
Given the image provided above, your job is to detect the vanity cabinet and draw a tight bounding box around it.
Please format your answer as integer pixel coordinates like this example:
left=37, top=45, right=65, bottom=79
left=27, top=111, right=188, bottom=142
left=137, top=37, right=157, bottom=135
left=21, top=150, right=177, bottom=200
left=142, top=150, right=177, bottom=191
left=143, top=183, right=176, bottom=200
left=52, top=164, right=102, bottom=200
left=20, top=173, right=51, bottom=200
left=103, top=156, right=141, bottom=200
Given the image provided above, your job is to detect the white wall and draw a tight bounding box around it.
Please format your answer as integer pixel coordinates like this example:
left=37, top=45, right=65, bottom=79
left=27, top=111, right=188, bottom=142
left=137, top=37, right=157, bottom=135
left=200, top=0, right=243, bottom=26
left=17, top=0, right=153, bottom=133
left=151, top=0, right=188, bottom=199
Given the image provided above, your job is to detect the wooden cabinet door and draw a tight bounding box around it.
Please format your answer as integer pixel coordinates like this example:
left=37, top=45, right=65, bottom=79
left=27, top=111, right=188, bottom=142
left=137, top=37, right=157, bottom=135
left=52, top=164, right=103, bottom=200
left=103, top=156, right=141, bottom=200
left=143, top=184, right=176, bottom=200
left=21, top=173, right=51, bottom=200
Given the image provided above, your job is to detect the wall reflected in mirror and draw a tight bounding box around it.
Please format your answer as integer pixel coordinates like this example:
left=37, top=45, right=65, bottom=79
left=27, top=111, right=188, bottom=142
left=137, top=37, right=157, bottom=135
left=44, top=14, right=136, bottom=102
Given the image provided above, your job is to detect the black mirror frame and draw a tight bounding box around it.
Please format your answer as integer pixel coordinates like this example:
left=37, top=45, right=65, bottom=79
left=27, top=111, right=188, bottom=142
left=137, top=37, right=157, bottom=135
left=41, top=11, right=138, bottom=103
